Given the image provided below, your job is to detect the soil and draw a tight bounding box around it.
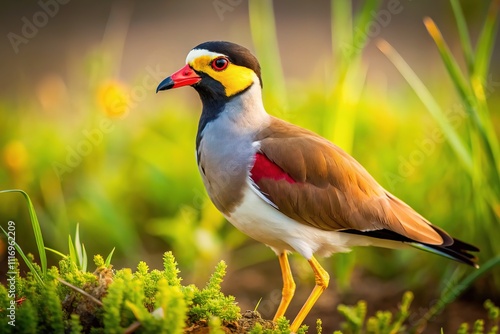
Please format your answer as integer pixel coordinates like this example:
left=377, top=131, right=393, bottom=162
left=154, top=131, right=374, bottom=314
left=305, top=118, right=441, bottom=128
left=185, top=311, right=275, bottom=334
left=222, top=258, right=497, bottom=334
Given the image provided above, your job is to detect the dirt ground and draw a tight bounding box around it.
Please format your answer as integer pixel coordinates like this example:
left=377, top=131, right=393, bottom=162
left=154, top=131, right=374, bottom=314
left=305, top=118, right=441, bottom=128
left=185, top=311, right=275, bottom=334
left=222, top=259, right=495, bottom=333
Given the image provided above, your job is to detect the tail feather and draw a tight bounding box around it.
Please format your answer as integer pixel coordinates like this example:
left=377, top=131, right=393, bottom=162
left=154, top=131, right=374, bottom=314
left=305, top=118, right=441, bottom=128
left=341, top=228, right=479, bottom=268
left=410, top=240, right=479, bottom=268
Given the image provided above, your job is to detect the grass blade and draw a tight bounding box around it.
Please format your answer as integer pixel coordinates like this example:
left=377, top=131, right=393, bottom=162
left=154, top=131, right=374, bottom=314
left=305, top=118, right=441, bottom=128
left=68, top=234, right=77, bottom=266
left=45, top=247, right=68, bottom=259
left=413, top=255, right=500, bottom=330
left=327, top=0, right=378, bottom=151
left=471, top=0, right=500, bottom=183
left=332, top=0, right=380, bottom=60
left=75, top=223, right=83, bottom=268
left=473, top=0, right=500, bottom=84
left=425, top=4, right=500, bottom=210
left=105, top=247, right=116, bottom=266
left=376, top=40, right=473, bottom=173
left=450, top=0, right=475, bottom=73
left=57, top=277, right=103, bottom=306
left=331, top=0, right=353, bottom=62
left=350, top=0, right=380, bottom=58
left=424, top=15, right=499, bottom=173
left=248, top=0, right=287, bottom=115
left=0, top=189, right=47, bottom=277
left=1, top=226, right=44, bottom=286
left=423, top=15, right=500, bottom=180
left=82, top=243, right=88, bottom=272
left=423, top=17, right=473, bottom=107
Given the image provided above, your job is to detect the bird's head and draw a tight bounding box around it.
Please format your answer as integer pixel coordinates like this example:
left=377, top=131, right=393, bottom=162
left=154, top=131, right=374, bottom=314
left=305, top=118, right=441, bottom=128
left=156, top=41, right=262, bottom=102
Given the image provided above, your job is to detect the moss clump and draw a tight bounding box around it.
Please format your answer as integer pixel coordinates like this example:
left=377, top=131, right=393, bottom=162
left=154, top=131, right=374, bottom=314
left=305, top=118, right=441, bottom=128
left=188, top=261, right=240, bottom=323
left=0, top=251, right=240, bottom=333
left=334, top=291, right=413, bottom=334
left=456, top=300, right=499, bottom=334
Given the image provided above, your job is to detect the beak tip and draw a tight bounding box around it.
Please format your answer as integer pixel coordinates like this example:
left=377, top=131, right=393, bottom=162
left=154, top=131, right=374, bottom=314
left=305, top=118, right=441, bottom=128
left=156, top=77, right=174, bottom=93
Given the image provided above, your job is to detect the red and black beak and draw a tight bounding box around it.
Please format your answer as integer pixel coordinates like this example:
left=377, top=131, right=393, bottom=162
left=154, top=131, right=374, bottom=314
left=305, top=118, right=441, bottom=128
left=156, top=64, right=202, bottom=93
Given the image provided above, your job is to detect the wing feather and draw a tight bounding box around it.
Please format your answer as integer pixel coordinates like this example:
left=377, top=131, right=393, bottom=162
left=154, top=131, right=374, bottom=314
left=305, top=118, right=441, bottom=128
left=252, top=117, right=445, bottom=245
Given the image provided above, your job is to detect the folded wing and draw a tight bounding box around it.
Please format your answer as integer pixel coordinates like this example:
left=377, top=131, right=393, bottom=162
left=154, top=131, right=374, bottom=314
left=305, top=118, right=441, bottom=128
left=252, top=117, right=453, bottom=247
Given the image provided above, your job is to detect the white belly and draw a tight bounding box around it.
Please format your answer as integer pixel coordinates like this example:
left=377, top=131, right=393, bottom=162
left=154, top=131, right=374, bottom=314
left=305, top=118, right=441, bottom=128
left=225, top=182, right=400, bottom=260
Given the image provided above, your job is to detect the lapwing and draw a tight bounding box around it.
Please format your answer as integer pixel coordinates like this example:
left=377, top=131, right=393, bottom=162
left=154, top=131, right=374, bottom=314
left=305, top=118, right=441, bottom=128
left=156, top=41, right=479, bottom=331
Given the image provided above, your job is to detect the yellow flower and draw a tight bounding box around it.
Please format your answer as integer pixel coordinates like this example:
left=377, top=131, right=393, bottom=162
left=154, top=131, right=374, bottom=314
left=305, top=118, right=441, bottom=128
left=97, top=81, right=129, bottom=118
left=3, top=141, right=28, bottom=173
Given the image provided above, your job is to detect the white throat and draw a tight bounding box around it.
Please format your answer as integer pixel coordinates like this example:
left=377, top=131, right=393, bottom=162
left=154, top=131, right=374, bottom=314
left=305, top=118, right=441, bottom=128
left=222, top=75, right=269, bottom=133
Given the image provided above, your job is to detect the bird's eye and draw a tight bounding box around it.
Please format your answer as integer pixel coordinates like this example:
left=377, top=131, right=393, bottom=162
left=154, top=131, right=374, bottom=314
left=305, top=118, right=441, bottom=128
left=211, top=57, right=229, bottom=71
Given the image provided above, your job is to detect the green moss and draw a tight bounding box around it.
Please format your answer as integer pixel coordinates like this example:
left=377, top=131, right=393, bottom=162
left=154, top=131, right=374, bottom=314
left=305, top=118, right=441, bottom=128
left=16, top=300, right=37, bottom=334
left=69, top=314, right=84, bottom=334
left=155, top=279, right=187, bottom=333
left=0, top=284, right=12, bottom=334
left=455, top=299, right=499, bottom=334
left=208, top=316, right=225, bottom=334
left=102, top=276, right=126, bottom=332
left=337, top=292, right=412, bottom=334
left=188, top=260, right=240, bottom=323
left=0, top=250, right=246, bottom=332
left=162, top=251, right=182, bottom=287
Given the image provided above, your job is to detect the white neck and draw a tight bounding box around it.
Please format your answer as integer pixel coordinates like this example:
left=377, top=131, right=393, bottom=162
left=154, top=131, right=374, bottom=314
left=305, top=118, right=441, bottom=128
left=223, top=74, right=270, bottom=133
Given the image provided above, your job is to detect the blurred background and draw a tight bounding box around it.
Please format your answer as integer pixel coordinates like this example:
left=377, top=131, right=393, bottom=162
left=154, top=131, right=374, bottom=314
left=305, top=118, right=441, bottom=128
left=0, top=0, right=499, bottom=332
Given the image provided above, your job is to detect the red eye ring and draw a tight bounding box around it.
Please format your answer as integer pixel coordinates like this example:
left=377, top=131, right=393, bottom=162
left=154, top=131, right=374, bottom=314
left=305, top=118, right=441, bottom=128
left=211, top=57, right=229, bottom=71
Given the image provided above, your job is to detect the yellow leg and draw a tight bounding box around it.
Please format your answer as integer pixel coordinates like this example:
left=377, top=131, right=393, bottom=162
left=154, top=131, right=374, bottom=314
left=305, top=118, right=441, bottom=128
left=273, top=252, right=296, bottom=321
left=290, top=256, right=330, bottom=332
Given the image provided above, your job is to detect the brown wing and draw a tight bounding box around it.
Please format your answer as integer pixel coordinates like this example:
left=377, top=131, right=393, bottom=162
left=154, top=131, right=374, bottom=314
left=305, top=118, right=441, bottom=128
left=253, top=117, right=446, bottom=245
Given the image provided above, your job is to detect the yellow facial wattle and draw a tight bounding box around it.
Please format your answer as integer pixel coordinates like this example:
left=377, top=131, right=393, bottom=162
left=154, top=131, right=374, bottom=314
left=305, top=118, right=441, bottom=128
left=189, top=55, right=256, bottom=97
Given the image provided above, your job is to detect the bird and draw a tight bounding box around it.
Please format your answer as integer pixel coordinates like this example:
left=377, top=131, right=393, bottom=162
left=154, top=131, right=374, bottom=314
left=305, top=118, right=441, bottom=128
left=156, top=41, right=479, bottom=332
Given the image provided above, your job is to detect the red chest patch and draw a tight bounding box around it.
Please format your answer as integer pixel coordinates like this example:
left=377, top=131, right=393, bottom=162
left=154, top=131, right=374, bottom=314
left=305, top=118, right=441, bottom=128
left=250, top=153, right=296, bottom=184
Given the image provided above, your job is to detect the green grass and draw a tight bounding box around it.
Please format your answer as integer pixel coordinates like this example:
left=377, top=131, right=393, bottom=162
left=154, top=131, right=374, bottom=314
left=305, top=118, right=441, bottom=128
left=1, top=189, right=46, bottom=286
